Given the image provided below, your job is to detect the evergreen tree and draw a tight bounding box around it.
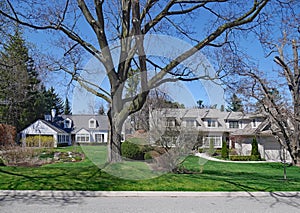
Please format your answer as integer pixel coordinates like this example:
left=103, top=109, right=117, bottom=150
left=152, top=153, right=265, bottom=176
left=220, top=105, right=225, bottom=112
left=0, top=29, right=40, bottom=131
left=251, top=137, right=261, bottom=161
left=64, top=97, right=72, bottom=115
left=196, top=100, right=204, bottom=109
left=43, top=87, right=64, bottom=115
left=98, top=103, right=105, bottom=115
left=221, top=141, right=229, bottom=159
left=227, top=94, right=244, bottom=112
left=0, top=29, right=66, bottom=130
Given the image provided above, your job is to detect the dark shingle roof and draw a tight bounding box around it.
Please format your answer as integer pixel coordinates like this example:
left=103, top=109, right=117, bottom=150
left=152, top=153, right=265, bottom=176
left=62, top=114, right=109, bottom=133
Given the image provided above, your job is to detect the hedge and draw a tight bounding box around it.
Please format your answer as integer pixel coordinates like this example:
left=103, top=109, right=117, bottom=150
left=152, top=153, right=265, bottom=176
left=121, top=141, right=144, bottom=160
left=229, top=155, right=252, bottom=161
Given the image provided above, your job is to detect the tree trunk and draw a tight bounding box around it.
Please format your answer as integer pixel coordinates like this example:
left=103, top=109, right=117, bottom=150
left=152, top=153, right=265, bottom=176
left=293, top=106, right=300, bottom=165
left=107, top=109, right=123, bottom=163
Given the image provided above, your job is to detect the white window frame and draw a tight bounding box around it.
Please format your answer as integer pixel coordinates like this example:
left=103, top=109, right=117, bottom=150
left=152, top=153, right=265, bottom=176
left=203, top=136, right=222, bottom=148
left=64, top=119, right=72, bottom=129
left=95, top=134, right=105, bottom=143
left=207, top=119, right=217, bottom=128
left=185, top=119, right=195, bottom=127
left=76, top=134, right=90, bottom=142
left=165, top=118, right=176, bottom=127
left=229, top=121, right=239, bottom=129
left=89, top=119, right=96, bottom=128
left=57, top=134, right=69, bottom=143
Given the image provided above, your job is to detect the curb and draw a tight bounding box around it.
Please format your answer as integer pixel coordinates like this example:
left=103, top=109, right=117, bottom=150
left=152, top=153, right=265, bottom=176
left=0, top=190, right=299, bottom=198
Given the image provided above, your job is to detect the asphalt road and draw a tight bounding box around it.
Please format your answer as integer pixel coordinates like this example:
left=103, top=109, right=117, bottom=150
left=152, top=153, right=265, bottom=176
left=1, top=191, right=300, bottom=213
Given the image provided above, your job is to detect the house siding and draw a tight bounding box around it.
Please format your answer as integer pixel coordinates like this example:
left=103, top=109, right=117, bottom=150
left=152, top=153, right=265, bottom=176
left=150, top=108, right=285, bottom=161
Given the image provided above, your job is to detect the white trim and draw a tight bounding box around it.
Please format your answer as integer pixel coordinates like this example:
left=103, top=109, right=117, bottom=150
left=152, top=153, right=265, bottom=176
left=89, top=118, right=96, bottom=128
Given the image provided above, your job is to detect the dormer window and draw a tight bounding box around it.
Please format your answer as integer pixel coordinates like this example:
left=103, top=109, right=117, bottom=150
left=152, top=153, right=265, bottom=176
left=207, top=119, right=217, bottom=128
left=229, top=121, right=239, bottom=128
left=64, top=118, right=72, bottom=129
left=89, top=118, right=96, bottom=128
left=186, top=119, right=195, bottom=127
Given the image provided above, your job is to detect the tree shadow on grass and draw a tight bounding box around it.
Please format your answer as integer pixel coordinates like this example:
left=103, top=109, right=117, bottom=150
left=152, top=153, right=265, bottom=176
left=0, top=165, right=106, bottom=191
left=0, top=167, right=108, bottom=207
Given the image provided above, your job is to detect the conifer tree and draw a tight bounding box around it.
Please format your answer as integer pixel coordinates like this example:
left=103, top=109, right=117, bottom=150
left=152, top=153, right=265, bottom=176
left=64, top=97, right=72, bottom=115
left=227, top=94, right=244, bottom=112
left=0, top=29, right=39, bottom=131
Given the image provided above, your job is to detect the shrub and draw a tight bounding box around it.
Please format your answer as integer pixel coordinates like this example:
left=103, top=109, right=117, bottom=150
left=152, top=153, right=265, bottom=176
left=0, top=124, right=16, bottom=146
left=0, top=157, right=5, bottom=166
left=229, top=155, right=252, bottom=161
left=121, top=141, right=144, bottom=160
left=144, top=152, right=153, bottom=160
left=221, top=141, right=229, bottom=159
left=208, top=139, right=215, bottom=156
left=251, top=137, right=261, bottom=161
left=0, top=146, right=43, bottom=166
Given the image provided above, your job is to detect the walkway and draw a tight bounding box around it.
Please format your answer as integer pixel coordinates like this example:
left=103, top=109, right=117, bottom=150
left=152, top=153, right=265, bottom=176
left=195, top=153, right=284, bottom=163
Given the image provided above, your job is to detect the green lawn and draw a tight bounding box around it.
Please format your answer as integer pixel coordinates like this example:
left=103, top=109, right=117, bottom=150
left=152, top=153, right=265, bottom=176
left=0, top=145, right=300, bottom=191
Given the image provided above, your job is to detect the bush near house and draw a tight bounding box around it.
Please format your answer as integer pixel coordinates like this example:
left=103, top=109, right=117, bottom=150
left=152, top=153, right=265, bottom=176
left=221, top=141, right=229, bottom=159
left=121, top=140, right=144, bottom=160
left=229, top=155, right=253, bottom=161
left=251, top=137, right=261, bottom=161
left=0, top=124, right=16, bottom=146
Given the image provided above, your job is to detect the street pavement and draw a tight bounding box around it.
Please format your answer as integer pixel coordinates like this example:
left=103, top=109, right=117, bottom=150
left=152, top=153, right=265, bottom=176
left=1, top=191, right=300, bottom=213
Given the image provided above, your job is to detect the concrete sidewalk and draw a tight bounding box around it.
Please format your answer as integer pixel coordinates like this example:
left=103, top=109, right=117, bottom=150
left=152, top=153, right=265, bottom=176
left=0, top=190, right=299, bottom=198
left=195, top=153, right=289, bottom=163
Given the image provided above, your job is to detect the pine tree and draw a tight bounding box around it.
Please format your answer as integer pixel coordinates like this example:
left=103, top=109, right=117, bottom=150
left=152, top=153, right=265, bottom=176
left=98, top=103, right=105, bottom=115
left=0, top=29, right=39, bottom=131
left=43, top=87, right=64, bottom=115
left=64, top=97, right=72, bottom=115
left=221, top=141, right=229, bottom=159
left=227, top=94, right=244, bottom=112
left=251, top=137, right=261, bottom=161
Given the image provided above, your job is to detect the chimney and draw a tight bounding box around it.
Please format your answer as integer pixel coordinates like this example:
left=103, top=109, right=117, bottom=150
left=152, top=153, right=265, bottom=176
left=51, top=108, right=56, bottom=122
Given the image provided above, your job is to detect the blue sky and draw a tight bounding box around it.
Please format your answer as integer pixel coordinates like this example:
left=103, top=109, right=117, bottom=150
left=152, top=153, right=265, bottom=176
left=24, top=31, right=269, bottom=114
left=20, top=2, right=288, bottom=114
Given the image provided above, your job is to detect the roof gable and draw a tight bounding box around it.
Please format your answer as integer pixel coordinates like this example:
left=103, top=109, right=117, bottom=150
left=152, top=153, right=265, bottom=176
left=21, top=120, right=67, bottom=135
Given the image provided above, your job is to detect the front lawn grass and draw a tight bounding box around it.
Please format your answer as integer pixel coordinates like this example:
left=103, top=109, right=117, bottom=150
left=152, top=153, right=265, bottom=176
left=0, top=145, right=300, bottom=191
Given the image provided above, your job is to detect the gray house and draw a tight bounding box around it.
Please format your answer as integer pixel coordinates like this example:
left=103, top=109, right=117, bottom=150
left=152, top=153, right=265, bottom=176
left=21, top=114, right=112, bottom=147
left=149, top=108, right=289, bottom=161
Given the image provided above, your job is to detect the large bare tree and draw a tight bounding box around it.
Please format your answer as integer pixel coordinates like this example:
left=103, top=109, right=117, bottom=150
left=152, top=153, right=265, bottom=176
left=0, top=0, right=270, bottom=162
left=227, top=3, right=300, bottom=165
left=237, top=36, right=300, bottom=165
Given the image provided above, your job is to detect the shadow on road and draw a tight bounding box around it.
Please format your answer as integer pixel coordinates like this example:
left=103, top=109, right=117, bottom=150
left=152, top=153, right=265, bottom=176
left=0, top=190, right=104, bottom=206
left=268, top=192, right=300, bottom=208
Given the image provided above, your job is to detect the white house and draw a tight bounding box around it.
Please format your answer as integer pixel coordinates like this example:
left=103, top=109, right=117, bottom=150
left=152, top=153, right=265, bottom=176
left=149, top=108, right=290, bottom=161
left=21, top=119, right=71, bottom=147
left=20, top=114, right=114, bottom=147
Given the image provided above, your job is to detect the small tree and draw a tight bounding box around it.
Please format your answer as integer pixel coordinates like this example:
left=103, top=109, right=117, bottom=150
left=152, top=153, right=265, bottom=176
left=227, top=94, right=244, bottom=112
left=64, top=98, right=72, bottom=115
left=251, top=137, right=261, bottom=161
left=221, top=141, right=229, bottom=159
left=208, top=138, right=215, bottom=156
